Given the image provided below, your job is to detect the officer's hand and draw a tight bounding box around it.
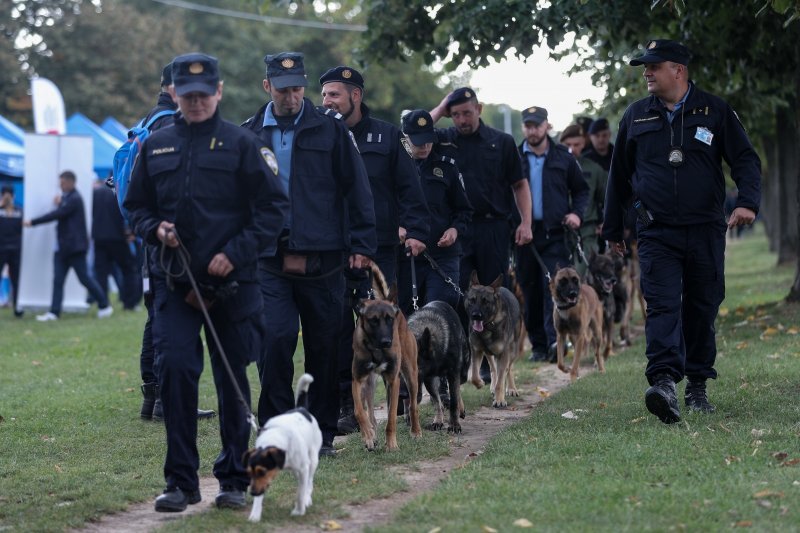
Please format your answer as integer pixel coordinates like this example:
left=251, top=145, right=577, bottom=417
left=23, top=219, right=32, bottom=227
left=563, top=213, right=581, bottom=230
left=53, top=194, right=61, bottom=206
left=609, top=241, right=627, bottom=257
left=728, top=207, right=756, bottom=228
left=398, top=226, right=407, bottom=244
left=404, top=238, right=426, bottom=257
left=438, top=228, right=457, bottom=248
left=156, top=221, right=179, bottom=248
left=208, top=253, right=234, bottom=277
left=431, top=93, right=452, bottom=121
left=349, top=254, right=371, bottom=269
left=515, top=223, right=532, bottom=246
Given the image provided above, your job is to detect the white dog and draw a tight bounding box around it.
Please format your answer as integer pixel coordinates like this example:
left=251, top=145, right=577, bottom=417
left=243, top=373, right=322, bottom=521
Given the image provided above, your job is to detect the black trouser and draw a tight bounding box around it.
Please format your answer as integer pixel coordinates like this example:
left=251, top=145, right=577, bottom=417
left=257, top=251, right=345, bottom=443
left=637, top=221, right=726, bottom=384
left=93, top=240, right=140, bottom=309
left=0, top=249, right=21, bottom=311
left=50, top=250, right=108, bottom=315
left=516, top=226, right=570, bottom=352
left=151, top=277, right=261, bottom=493
left=398, top=254, right=460, bottom=317
left=459, top=217, right=511, bottom=290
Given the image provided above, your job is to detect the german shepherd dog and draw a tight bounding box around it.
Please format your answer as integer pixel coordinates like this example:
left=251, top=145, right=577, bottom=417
left=407, top=301, right=470, bottom=433
left=352, top=264, right=421, bottom=451
left=464, top=271, right=523, bottom=408
left=612, top=252, right=632, bottom=346
left=586, top=251, right=617, bottom=359
left=550, top=266, right=605, bottom=381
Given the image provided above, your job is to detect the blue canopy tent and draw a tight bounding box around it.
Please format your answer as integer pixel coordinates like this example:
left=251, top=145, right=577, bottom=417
left=100, top=117, right=129, bottom=142
left=0, top=115, right=25, bottom=146
left=66, top=113, right=123, bottom=178
left=0, top=137, right=24, bottom=179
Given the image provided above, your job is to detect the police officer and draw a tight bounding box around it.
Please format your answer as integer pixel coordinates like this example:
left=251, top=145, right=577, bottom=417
left=584, top=117, right=615, bottom=172
left=603, top=40, right=760, bottom=424
left=319, top=66, right=430, bottom=433
left=242, top=53, right=376, bottom=456
left=0, top=185, right=23, bottom=317
left=517, top=107, right=589, bottom=362
left=398, top=109, right=472, bottom=314
left=124, top=53, right=289, bottom=511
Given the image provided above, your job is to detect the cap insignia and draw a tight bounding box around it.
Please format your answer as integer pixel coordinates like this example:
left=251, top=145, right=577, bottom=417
left=527, top=107, right=536, bottom=113
left=464, top=91, right=472, bottom=98
left=189, top=62, right=204, bottom=74
left=281, top=58, right=295, bottom=69
left=647, top=40, right=657, bottom=50
left=342, top=69, right=352, bottom=79
left=417, top=117, right=427, bottom=127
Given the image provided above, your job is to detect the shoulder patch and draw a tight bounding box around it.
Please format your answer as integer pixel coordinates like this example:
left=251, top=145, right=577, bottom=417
left=433, top=167, right=444, bottom=178
left=260, top=147, right=279, bottom=175
left=400, top=137, right=413, bottom=157
left=317, top=106, right=343, bottom=120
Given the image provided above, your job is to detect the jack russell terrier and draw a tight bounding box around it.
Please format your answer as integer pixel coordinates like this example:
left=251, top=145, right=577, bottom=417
left=243, top=373, right=322, bottom=521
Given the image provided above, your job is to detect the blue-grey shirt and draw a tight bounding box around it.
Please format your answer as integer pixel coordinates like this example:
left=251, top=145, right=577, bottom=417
left=523, top=142, right=547, bottom=221
left=263, top=101, right=305, bottom=227
left=663, top=83, right=692, bottom=123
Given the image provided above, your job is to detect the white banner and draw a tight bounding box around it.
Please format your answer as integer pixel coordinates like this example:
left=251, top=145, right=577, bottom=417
left=19, top=134, right=95, bottom=313
left=31, top=78, right=67, bottom=135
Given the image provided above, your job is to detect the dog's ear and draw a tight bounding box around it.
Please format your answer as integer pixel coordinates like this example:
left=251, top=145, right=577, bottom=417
left=470, top=270, right=480, bottom=287
left=242, top=447, right=255, bottom=466
left=266, top=448, right=287, bottom=470
left=387, top=282, right=398, bottom=304
left=356, top=299, right=367, bottom=316
left=489, top=274, right=503, bottom=289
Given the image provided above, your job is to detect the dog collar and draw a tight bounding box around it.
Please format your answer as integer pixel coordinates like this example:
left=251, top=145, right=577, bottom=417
left=556, top=302, right=577, bottom=310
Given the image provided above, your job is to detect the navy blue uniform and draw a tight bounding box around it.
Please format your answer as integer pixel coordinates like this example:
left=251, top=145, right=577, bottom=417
left=398, top=147, right=472, bottom=314
left=92, top=184, right=139, bottom=309
left=30, top=188, right=109, bottom=316
left=602, top=83, right=761, bottom=384
left=125, top=110, right=288, bottom=495
left=438, top=120, right=524, bottom=288
left=517, top=139, right=589, bottom=352
left=0, top=204, right=23, bottom=312
left=242, top=98, right=376, bottom=443
left=337, top=105, right=430, bottom=396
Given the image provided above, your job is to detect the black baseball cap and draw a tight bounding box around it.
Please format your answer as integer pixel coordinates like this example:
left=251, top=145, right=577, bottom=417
left=588, top=118, right=610, bottom=134
left=171, top=53, right=219, bottom=96
left=265, top=52, right=308, bottom=89
left=402, top=109, right=437, bottom=146
left=630, top=39, right=691, bottom=66
left=319, top=66, right=365, bottom=91
left=521, top=106, right=548, bottom=125
left=445, top=87, right=478, bottom=110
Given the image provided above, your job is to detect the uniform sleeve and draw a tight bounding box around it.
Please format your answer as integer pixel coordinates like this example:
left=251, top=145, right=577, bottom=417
left=567, top=156, right=590, bottom=221
left=392, top=130, right=430, bottom=242
left=333, top=122, right=377, bottom=258
left=446, top=164, right=473, bottom=236
left=722, top=104, right=761, bottom=214
left=123, top=143, right=162, bottom=245
left=221, top=134, right=289, bottom=266
left=602, top=112, right=635, bottom=241
left=503, top=134, right=525, bottom=186
left=30, top=192, right=80, bottom=226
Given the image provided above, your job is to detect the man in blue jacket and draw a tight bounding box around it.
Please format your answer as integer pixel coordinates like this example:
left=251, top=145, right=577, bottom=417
left=242, top=52, right=376, bottom=457
left=603, top=40, right=760, bottom=424
left=517, top=106, right=589, bottom=362
left=25, top=170, right=112, bottom=321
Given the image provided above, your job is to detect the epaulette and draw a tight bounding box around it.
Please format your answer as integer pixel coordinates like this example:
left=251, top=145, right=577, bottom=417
left=438, top=155, right=456, bottom=166
left=240, top=116, right=255, bottom=128
left=317, top=106, right=343, bottom=120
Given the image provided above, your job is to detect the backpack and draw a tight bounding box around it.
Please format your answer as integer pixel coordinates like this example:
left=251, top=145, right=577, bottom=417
left=111, top=109, right=175, bottom=222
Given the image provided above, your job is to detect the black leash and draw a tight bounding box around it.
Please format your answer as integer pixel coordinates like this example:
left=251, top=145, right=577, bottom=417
left=527, top=242, right=552, bottom=282
left=409, top=251, right=419, bottom=312
left=160, top=228, right=259, bottom=434
left=421, top=250, right=463, bottom=299
left=565, top=225, right=589, bottom=265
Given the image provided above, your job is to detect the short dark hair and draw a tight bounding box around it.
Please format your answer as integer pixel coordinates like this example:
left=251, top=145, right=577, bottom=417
left=60, top=170, right=77, bottom=182
left=559, top=124, right=585, bottom=143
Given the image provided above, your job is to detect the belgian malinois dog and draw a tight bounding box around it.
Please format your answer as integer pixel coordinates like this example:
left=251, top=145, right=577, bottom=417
left=586, top=251, right=617, bottom=359
left=550, top=265, right=605, bottom=382
left=352, top=264, right=421, bottom=451
left=463, top=271, right=523, bottom=408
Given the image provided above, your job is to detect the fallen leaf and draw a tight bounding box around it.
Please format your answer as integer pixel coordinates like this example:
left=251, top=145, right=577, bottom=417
left=320, top=520, right=342, bottom=531
left=733, top=520, right=753, bottom=528
left=428, top=528, right=442, bottom=533
left=757, top=499, right=773, bottom=509
left=32, top=361, right=43, bottom=366
left=772, top=452, right=788, bottom=461
left=125, top=387, right=136, bottom=393
left=351, top=478, right=358, bottom=484
left=751, top=429, right=767, bottom=438
left=482, top=526, right=498, bottom=533
left=54, top=464, right=62, bottom=473
left=735, top=341, right=748, bottom=350
left=513, top=518, right=534, bottom=528
left=598, top=402, right=607, bottom=409
left=630, top=416, right=646, bottom=424
left=719, top=307, right=729, bottom=317
left=753, top=490, right=783, bottom=499
left=724, top=455, right=741, bottom=465
left=561, top=411, right=578, bottom=420
left=787, top=327, right=799, bottom=335
left=760, top=327, right=779, bottom=340
left=536, top=387, right=550, bottom=398
left=781, top=458, right=800, bottom=467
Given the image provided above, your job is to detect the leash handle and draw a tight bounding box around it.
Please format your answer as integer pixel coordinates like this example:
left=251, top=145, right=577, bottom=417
left=528, top=241, right=552, bottom=283
left=564, top=224, right=589, bottom=266
left=409, top=249, right=419, bottom=312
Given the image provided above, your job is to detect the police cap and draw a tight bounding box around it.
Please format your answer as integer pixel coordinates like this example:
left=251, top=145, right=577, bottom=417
left=402, top=109, right=437, bottom=146
left=264, top=52, right=308, bottom=89
left=319, top=66, right=365, bottom=91
left=588, top=117, right=610, bottom=134
left=160, top=62, right=173, bottom=88
left=445, top=87, right=478, bottom=110
left=171, top=53, right=219, bottom=96
left=521, top=106, right=548, bottom=126
left=630, top=39, right=691, bottom=66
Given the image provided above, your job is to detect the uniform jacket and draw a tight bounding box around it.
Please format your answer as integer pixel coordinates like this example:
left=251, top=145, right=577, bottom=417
left=576, top=155, right=607, bottom=226
left=602, top=83, right=761, bottom=242
left=92, top=185, right=128, bottom=243
left=124, top=110, right=289, bottom=285
left=242, top=98, right=376, bottom=258
left=411, top=146, right=473, bottom=258
left=30, top=188, right=90, bottom=255
left=0, top=206, right=23, bottom=252
left=142, top=92, right=177, bottom=131
left=351, top=104, right=429, bottom=247
left=437, top=120, right=523, bottom=219
left=518, top=138, right=590, bottom=233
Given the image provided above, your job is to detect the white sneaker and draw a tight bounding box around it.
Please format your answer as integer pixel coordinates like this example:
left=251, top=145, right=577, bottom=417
left=36, top=312, right=58, bottom=322
left=97, top=306, right=114, bottom=319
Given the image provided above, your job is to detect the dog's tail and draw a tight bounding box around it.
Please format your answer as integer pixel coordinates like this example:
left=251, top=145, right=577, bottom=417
left=369, top=262, right=390, bottom=300
left=295, top=373, right=314, bottom=409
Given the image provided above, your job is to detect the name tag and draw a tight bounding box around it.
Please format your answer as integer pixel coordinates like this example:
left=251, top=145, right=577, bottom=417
left=695, top=127, right=713, bottom=146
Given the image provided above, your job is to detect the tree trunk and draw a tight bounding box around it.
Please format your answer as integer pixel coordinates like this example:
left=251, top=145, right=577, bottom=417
left=786, top=66, right=800, bottom=302
left=775, top=108, right=799, bottom=265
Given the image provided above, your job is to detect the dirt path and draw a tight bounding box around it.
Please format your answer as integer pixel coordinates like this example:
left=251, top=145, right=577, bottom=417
left=76, top=364, right=577, bottom=533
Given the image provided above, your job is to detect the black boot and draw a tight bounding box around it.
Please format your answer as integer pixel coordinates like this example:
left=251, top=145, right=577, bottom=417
left=337, top=394, right=358, bottom=435
left=685, top=379, right=716, bottom=413
left=140, top=382, right=158, bottom=420
left=645, top=374, right=680, bottom=424
left=152, top=397, right=215, bottom=422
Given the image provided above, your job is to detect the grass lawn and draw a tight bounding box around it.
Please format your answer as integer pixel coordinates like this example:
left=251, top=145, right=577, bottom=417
left=1, top=227, right=798, bottom=532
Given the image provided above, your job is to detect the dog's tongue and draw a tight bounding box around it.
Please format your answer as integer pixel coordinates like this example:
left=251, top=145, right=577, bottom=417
left=472, top=320, right=484, bottom=332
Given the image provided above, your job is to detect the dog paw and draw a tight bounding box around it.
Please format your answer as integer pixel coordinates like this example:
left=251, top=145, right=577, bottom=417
left=471, top=377, right=485, bottom=389
left=557, top=364, right=568, bottom=374
left=492, top=400, right=508, bottom=408
left=291, top=507, right=306, bottom=516
left=459, top=409, right=466, bottom=419
left=447, top=423, right=462, bottom=434
left=426, top=422, right=444, bottom=431
left=248, top=513, right=262, bottom=523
